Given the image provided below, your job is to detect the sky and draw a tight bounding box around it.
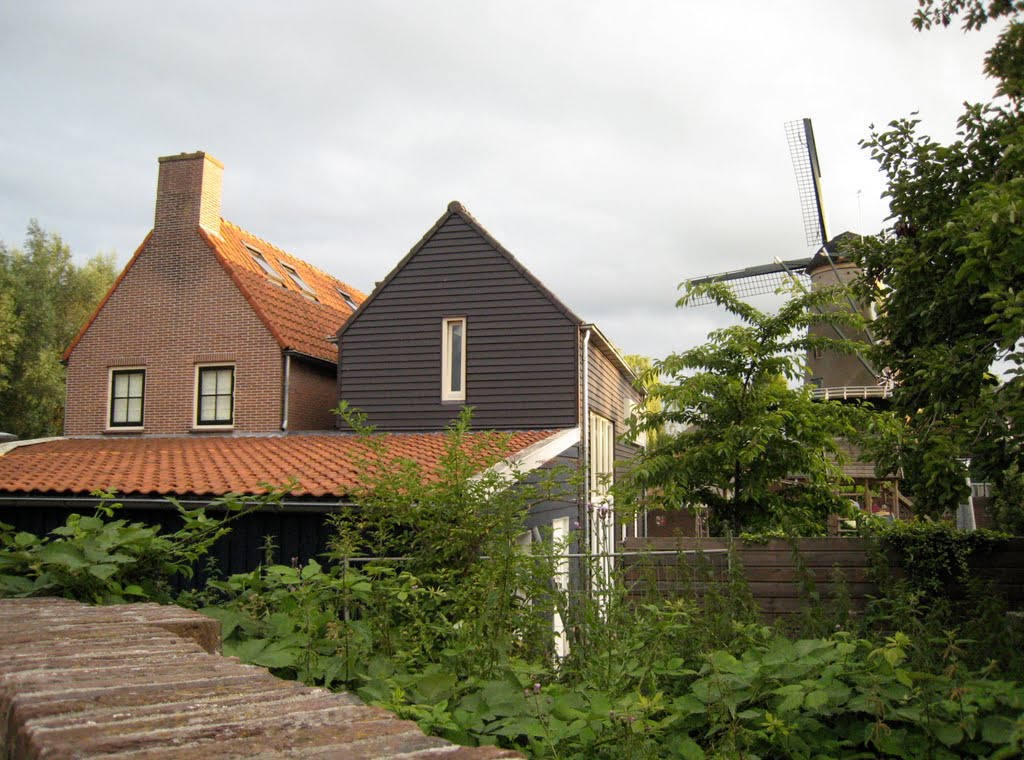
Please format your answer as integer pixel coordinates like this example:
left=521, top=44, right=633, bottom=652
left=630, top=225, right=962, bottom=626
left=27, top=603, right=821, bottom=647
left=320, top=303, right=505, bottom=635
left=0, top=1, right=1002, bottom=363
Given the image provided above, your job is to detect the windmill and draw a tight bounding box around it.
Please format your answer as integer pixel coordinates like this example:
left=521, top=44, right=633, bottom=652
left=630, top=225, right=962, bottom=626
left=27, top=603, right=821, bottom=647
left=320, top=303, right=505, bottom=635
left=685, top=118, right=884, bottom=399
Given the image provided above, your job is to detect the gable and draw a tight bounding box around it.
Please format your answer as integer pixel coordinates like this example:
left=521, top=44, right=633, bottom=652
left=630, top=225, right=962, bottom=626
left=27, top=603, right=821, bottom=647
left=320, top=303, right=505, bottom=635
left=337, top=203, right=581, bottom=431
left=339, top=202, right=581, bottom=340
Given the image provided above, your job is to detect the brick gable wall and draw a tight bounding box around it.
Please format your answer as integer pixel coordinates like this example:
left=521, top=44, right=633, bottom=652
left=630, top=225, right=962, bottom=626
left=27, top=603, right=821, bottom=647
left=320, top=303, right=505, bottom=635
left=64, top=225, right=284, bottom=435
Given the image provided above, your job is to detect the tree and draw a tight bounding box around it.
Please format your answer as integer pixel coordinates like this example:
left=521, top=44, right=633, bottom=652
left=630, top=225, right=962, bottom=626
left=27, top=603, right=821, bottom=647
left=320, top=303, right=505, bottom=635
left=0, top=222, right=117, bottom=438
left=620, top=281, right=885, bottom=535
left=854, top=0, right=1024, bottom=516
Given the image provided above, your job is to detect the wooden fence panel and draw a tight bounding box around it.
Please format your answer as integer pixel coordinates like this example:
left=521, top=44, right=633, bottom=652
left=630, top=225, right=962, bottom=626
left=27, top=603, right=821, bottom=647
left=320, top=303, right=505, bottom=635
left=621, top=537, right=1024, bottom=621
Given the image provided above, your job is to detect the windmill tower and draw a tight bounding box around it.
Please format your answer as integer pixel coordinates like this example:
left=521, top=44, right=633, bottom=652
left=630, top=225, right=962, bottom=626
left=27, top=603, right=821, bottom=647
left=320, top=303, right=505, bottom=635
left=687, top=119, right=885, bottom=401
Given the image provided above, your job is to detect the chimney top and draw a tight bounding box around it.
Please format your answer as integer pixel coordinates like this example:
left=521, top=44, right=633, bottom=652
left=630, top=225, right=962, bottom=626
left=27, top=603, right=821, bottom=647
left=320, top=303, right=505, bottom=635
left=154, top=151, right=224, bottom=236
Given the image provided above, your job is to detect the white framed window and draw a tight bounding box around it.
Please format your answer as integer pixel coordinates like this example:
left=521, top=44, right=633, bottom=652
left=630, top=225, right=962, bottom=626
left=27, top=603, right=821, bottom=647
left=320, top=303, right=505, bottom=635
left=107, top=368, right=145, bottom=429
left=589, top=412, right=616, bottom=582
left=441, top=317, right=466, bottom=401
left=194, top=364, right=235, bottom=428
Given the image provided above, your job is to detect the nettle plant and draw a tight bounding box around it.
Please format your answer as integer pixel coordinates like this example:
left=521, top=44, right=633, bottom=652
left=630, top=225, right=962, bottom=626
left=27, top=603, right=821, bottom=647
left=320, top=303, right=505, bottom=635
left=0, top=487, right=282, bottom=604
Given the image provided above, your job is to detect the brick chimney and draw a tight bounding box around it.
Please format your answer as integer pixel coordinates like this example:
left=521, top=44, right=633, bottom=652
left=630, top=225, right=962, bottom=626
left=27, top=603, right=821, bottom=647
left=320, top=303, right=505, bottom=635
left=154, top=151, right=224, bottom=236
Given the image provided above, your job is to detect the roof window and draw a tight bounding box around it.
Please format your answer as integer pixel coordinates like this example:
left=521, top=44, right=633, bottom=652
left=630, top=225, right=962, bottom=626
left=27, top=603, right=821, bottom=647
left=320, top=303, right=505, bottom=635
left=280, top=262, right=317, bottom=299
left=245, top=244, right=283, bottom=283
left=336, top=288, right=358, bottom=310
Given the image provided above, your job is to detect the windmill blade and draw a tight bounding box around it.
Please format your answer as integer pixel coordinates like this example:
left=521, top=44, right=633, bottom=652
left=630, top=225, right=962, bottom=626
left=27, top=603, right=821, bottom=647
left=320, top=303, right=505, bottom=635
left=785, top=118, right=829, bottom=248
left=683, top=258, right=812, bottom=306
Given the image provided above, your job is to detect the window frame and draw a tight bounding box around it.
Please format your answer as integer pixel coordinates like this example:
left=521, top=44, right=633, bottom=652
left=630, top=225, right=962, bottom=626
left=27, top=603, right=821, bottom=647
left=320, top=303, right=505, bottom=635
left=441, top=317, right=467, bottom=402
left=279, top=262, right=317, bottom=300
left=245, top=244, right=284, bottom=284
left=194, top=364, right=236, bottom=429
left=107, top=367, right=146, bottom=430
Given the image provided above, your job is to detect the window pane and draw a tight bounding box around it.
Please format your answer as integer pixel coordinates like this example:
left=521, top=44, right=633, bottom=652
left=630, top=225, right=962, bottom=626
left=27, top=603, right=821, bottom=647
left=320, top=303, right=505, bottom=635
left=113, top=374, right=129, bottom=397
left=450, top=323, right=463, bottom=392
left=127, top=397, right=142, bottom=423
left=216, top=397, right=231, bottom=421
left=201, top=370, right=217, bottom=394
left=112, top=399, right=127, bottom=424
left=217, top=369, right=233, bottom=393
left=128, top=373, right=143, bottom=397
left=201, top=396, right=216, bottom=421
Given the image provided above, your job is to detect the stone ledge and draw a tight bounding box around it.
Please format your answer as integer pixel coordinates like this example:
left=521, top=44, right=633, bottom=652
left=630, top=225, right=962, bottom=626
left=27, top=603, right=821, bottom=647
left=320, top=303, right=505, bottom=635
left=0, top=599, right=521, bottom=759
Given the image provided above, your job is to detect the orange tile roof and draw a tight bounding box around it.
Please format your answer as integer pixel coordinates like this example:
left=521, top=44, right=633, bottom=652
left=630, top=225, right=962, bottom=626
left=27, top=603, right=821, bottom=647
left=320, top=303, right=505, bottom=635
left=202, top=221, right=367, bottom=363
left=0, top=431, right=557, bottom=500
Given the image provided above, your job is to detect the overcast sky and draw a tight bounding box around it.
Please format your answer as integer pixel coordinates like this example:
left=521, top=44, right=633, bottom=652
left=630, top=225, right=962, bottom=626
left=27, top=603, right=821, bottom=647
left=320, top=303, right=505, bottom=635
left=0, top=2, right=1000, bottom=362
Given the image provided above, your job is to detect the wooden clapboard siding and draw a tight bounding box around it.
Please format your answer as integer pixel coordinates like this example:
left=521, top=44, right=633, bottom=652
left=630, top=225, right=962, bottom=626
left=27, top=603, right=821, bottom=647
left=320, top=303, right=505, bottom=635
left=621, top=537, right=1024, bottom=620
left=339, top=210, right=579, bottom=431
left=586, top=341, right=642, bottom=481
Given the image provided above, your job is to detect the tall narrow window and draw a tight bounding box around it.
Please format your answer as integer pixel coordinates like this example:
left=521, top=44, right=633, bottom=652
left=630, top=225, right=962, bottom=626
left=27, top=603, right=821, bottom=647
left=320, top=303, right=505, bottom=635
left=196, top=365, right=234, bottom=426
left=441, top=317, right=466, bottom=401
left=109, top=369, right=145, bottom=428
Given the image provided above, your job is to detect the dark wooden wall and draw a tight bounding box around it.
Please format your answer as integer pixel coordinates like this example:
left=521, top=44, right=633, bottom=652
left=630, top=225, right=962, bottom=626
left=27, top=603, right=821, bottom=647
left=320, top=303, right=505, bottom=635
left=621, top=537, right=1024, bottom=621
left=339, top=213, right=579, bottom=431
left=0, top=503, right=335, bottom=587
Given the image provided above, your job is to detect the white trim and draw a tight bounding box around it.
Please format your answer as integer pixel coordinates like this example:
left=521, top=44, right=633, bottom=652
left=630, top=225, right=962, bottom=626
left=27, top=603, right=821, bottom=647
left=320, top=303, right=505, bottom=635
left=472, top=427, right=581, bottom=487
left=193, top=363, right=235, bottom=429
left=0, top=437, right=66, bottom=457
left=551, top=516, right=570, bottom=659
left=441, top=317, right=466, bottom=402
left=105, top=366, right=146, bottom=432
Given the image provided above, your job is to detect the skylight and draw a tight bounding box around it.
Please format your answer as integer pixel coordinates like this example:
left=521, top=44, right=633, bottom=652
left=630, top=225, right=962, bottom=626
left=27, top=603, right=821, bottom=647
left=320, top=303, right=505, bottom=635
left=336, top=289, right=358, bottom=310
left=245, top=244, right=283, bottom=282
left=281, top=262, right=317, bottom=299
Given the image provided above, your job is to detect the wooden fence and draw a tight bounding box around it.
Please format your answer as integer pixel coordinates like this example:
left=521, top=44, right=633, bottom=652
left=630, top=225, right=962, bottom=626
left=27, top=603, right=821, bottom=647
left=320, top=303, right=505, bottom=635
left=621, top=537, right=1024, bottom=621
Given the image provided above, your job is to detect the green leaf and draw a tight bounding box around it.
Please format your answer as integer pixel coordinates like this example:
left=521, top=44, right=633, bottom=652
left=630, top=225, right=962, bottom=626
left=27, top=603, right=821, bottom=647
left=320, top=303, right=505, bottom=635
left=36, top=542, right=89, bottom=570
left=932, top=721, right=963, bottom=747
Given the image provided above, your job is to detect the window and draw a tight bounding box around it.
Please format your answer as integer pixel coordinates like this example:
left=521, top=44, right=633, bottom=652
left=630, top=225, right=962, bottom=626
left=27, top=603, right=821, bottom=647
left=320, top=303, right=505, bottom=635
left=441, top=317, right=466, bottom=401
left=195, top=365, right=234, bottom=427
left=280, top=262, right=317, bottom=299
left=336, top=288, right=358, bottom=310
left=245, top=244, right=283, bottom=283
left=108, top=369, right=145, bottom=428
left=589, top=412, right=615, bottom=583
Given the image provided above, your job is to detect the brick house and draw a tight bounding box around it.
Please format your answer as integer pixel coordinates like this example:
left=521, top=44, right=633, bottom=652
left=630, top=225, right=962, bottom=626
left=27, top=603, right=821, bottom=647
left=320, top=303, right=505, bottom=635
left=0, top=151, right=646, bottom=580
left=63, top=152, right=365, bottom=436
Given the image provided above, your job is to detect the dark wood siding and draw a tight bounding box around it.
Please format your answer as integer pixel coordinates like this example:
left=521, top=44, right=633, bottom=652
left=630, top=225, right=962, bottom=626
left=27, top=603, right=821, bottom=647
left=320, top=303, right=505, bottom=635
left=0, top=502, right=335, bottom=587
left=586, top=341, right=643, bottom=476
left=339, top=215, right=579, bottom=430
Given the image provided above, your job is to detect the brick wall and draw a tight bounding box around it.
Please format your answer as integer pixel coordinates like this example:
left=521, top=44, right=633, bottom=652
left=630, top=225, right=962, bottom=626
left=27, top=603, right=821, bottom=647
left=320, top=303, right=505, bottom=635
left=65, top=153, right=284, bottom=435
left=287, top=357, right=338, bottom=431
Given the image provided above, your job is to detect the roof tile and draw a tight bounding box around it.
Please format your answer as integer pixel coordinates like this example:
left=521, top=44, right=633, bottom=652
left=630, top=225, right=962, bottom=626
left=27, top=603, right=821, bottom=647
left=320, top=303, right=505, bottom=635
left=203, top=222, right=367, bottom=363
left=0, top=431, right=557, bottom=500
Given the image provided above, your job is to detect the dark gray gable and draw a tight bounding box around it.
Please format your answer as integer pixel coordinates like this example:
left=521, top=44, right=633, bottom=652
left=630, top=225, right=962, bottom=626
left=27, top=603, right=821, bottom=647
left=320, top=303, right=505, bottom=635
left=338, top=201, right=582, bottom=340
left=337, top=202, right=582, bottom=431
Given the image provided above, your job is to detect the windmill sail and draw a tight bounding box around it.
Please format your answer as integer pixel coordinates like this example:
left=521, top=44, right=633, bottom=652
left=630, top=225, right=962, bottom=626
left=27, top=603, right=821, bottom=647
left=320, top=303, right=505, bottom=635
left=785, top=118, right=829, bottom=248
left=684, top=258, right=812, bottom=306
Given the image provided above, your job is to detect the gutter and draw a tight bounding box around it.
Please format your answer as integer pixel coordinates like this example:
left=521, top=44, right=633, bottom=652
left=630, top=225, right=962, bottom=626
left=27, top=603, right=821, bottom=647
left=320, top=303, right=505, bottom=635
left=281, top=353, right=291, bottom=431
left=0, top=494, right=351, bottom=515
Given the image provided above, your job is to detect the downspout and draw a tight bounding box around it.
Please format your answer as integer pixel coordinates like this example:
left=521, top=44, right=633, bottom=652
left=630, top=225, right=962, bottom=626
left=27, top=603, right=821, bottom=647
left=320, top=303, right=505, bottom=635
left=281, top=353, right=291, bottom=431
left=581, top=327, right=591, bottom=553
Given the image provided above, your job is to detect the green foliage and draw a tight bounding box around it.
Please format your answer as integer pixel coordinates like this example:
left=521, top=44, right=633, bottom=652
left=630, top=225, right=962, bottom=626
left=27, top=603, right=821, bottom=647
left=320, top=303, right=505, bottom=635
left=0, top=221, right=117, bottom=437
left=620, top=280, right=889, bottom=535
left=872, top=520, right=1011, bottom=594
left=0, top=488, right=276, bottom=603
left=855, top=3, right=1024, bottom=514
